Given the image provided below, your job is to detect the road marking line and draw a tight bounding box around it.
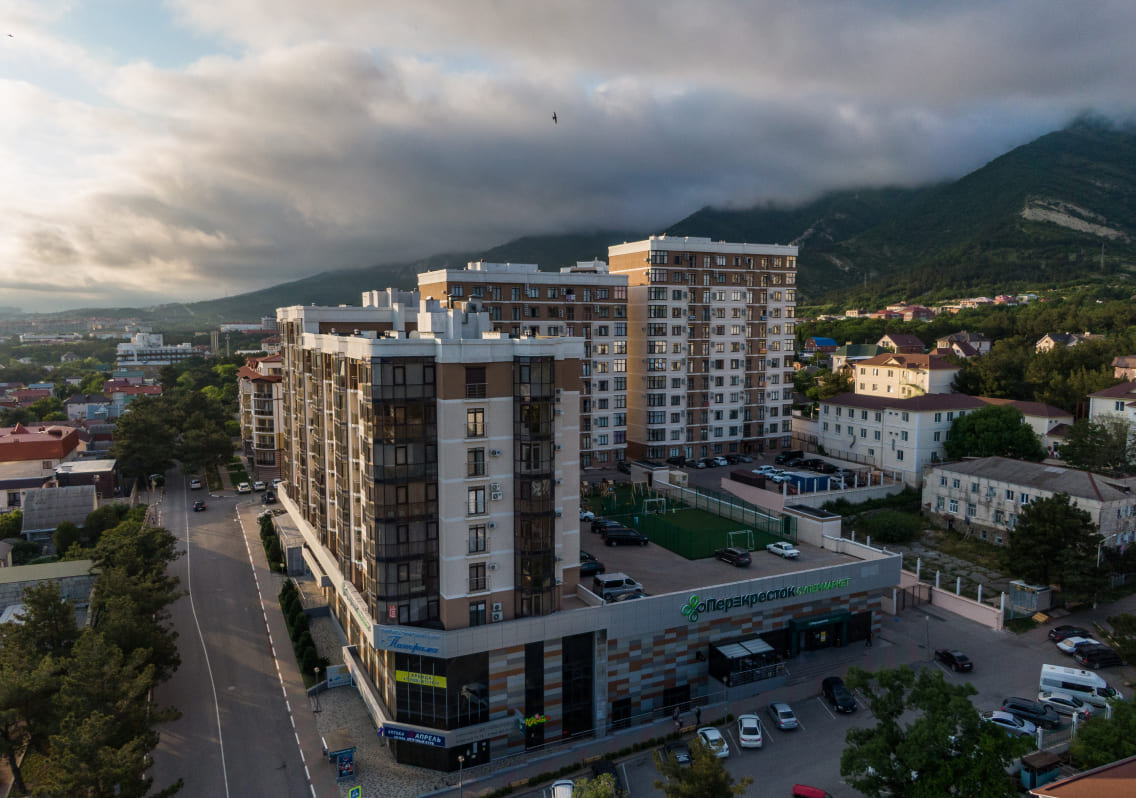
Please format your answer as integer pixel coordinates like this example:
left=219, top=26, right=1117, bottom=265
left=183, top=482, right=232, bottom=798
left=817, top=697, right=836, bottom=720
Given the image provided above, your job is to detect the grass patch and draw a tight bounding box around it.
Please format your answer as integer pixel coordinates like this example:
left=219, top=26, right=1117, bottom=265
left=1004, top=616, right=1040, bottom=634
left=925, top=529, right=1011, bottom=572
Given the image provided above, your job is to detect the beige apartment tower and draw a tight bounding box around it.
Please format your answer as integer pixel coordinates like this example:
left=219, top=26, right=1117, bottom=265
left=607, top=236, right=798, bottom=461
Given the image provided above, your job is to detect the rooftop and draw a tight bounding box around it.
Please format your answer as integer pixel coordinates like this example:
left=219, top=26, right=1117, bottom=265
left=928, top=457, right=1136, bottom=502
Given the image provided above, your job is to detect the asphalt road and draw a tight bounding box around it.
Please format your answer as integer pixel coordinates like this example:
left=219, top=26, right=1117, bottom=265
left=150, top=474, right=312, bottom=797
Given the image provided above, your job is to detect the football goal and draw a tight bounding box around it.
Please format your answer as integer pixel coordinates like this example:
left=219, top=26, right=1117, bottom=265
left=727, top=529, right=755, bottom=550
left=642, top=497, right=667, bottom=515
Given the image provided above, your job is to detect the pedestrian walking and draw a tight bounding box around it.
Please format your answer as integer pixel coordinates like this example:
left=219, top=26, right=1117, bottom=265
left=695, top=706, right=701, bottom=726
left=866, top=630, right=873, bottom=648
left=673, top=707, right=681, bottom=732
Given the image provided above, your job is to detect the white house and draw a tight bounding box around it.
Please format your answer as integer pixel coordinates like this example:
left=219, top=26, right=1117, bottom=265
left=1088, top=381, right=1136, bottom=428
left=852, top=353, right=960, bottom=399
left=922, top=457, right=1136, bottom=550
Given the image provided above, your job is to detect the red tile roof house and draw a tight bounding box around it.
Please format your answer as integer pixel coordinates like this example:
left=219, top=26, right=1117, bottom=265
left=877, top=333, right=926, bottom=354
left=10, top=388, right=53, bottom=407
left=0, top=423, right=84, bottom=478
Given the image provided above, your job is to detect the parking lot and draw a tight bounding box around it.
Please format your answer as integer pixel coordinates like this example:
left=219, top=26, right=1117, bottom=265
left=509, top=599, right=1135, bottom=798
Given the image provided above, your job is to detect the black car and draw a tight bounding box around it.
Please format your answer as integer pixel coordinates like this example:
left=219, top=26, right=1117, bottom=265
left=1048, top=625, right=1092, bottom=642
left=262, top=490, right=277, bottom=504
left=821, top=676, right=857, bottom=713
left=580, top=559, right=605, bottom=577
left=700, top=457, right=719, bottom=468
left=590, top=759, right=627, bottom=795
left=662, top=740, right=692, bottom=767
left=192, top=500, right=206, bottom=512
left=602, top=526, right=649, bottom=547
left=775, top=450, right=803, bottom=465
left=666, top=456, right=686, bottom=467
left=784, top=456, right=806, bottom=468
left=725, top=455, right=741, bottom=465
left=616, top=461, right=632, bottom=474
left=592, top=519, right=623, bottom=535
left=934, top=649, right=973, bottom=672
left=802, top=458, right=824, bottom=471
left=1001, top=696, right=1061, bottom=730
left=1076, top=645, right=1124, bottom=669
left=714, top=547, right=752, bottom=567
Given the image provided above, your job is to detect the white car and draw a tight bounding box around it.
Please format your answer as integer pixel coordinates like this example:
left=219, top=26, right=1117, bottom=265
left=1037, top=690, right=1094, bottom=718
left=550, top=779, right=574, bottom=798
left=766, top=541, right=800, bottom=559
left=754, top=465, right=780, bottom=475
left=768, top=473, right=792, bottom=484
left=253, top=480, right=267, bottom=492
left=189, top=478, right=203, bottom=490
left=711, top=456, right=729, bottom=467
left=236, top=482, right=252, bottom=494
left=697, top=726, right=730, bottom=758
left=580, top=509, right=596, bottom=522
left=982, top=710, right=1037, bottom=737
left=737, top=714, right=763, bottom=748
left=1057, top=636, right=1099, bottom=655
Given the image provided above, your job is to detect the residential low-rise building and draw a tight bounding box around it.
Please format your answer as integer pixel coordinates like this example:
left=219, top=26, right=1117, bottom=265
left=1111, top=356, right=1136, bottom=381
left=935, top=331, right=991, bottom=356
left=831, top=343, right=885, bottom=374
left=818, top=393, right=987, bottom=486
left=1035, top=331, right=1103, bottom=353
left=852, top=353, right=960, bottom=399
left=1088, top=381, right=1136, bottom=428
left=977, top=398, right=1073, bottom=454
left=0, top=423, right=83, bottom=475
left=922, top=457, right=1136, bottom=549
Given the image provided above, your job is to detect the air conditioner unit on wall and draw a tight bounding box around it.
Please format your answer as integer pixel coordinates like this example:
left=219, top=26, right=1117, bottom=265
left=488, top=521, right=496, bottom=529
left=491, top=491, right=503, bottom=501
left=555, top=576, right=563, bottom=585
left=487, top=562, right=498, bottom=571
left=554, top=509, right=563, bottom=518
left=489, top=449, right=501, bottom=457
left=491, top=611, right=503, bottom=622
left=490, top=482, right=502, bottom=491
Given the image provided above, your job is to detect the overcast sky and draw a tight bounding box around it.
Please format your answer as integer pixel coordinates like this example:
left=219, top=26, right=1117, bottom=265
left=2, top=1, right=1134, bottom=313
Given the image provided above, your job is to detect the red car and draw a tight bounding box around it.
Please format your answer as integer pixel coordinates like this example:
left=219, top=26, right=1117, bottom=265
left=193, top=500, right=206, bottom=512
left=934, top=649, right=973, bottom=672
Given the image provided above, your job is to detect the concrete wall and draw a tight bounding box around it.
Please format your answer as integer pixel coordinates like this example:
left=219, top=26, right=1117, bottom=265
left=895, top=569, right=1004, bottom=631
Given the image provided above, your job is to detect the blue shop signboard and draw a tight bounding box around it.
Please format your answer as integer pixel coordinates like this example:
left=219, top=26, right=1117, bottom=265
left=381, top=725, right=446, bottom=747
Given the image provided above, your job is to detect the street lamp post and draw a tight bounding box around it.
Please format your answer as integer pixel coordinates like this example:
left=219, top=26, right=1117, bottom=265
left=458, top=754, right=465, bottom=798
left=925, top=615, right=931, bottom=660
left=1097, top=533, right=1120, bottom=568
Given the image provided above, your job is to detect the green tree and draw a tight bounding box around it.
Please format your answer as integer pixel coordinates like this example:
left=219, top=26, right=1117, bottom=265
left=942, top=405, right=1046, bottom=461
left=1070, top=698, right=1136, bottom=769
left=53, top=521, right=80, bottom=555
left=82, top=503, right=130, bottom=546
left=0, top=649, right=56, bottom=794
left=574, top=772, right=620, bottom=798
left=654, top=736, right=752, bottom=797
left=1060, top=417, right=1133, bottom=474
left=1105, top=613, right=1136, bottom=668
left=0, top=581, right=81, bottom=661
left=0, top=510, right=22, bottom=539
left=110, top=396, right=178, bottom=485
left=1006, top=493, right=1105, bottom=599
left=842, top=666, right=1027, bottom=798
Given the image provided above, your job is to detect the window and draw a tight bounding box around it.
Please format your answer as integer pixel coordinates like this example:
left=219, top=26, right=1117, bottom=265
left=970, top=482, right=979, bottom=493
left=469, top=563, right=487, bottom=592
left=467, top=448, right=486, bottom=477
left=900, top=431, right=909, bottom=442
left=934, top=412, right=942, bottom=422
left=934, top=431, right=941, bottom=442
left=469, top=525, right=487, bottom=553
left=936, top=497, right=944, bottom=510
left=1005, top=489, right=1015, bottom=500
left=967, top=504, right=977, bottom=517
left=467, top=487, right=486, bottom=515
left=896, top=449, right=904, bottom=461
left=952, top=478, right=960, bottom=489
left=948, top=499, right=959, bottom=513
left=465, top=367, right=486, bottom=398
left=466, top=409, right=485, bottom=438
left=469, top=601, right=486, bottom=626
left=1020, top=493, right=1030, bottom=504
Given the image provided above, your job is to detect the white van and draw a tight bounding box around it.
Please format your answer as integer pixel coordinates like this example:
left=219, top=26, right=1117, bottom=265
left=592, top=572, right=643, bottom=600
left=1039, top=664, right=1122, bottom=709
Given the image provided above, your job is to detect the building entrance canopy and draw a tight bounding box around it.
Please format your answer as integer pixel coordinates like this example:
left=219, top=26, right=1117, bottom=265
left=709, top=636, right=780, bottom=687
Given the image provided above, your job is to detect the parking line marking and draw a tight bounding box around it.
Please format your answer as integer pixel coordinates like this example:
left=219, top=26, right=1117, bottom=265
left=817, top=696, right=836, bottom=720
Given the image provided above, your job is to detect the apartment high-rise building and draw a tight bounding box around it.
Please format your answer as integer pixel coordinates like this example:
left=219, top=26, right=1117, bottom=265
left=237, top=355, right=284, bottom=480
left=419, top=260, right=629, bottom=468
left=607, top=236, right=798, bottom=461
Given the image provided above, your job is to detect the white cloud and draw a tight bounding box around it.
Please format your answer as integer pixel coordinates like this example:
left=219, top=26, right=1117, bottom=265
left=1, top=1, right=1135, bottom=311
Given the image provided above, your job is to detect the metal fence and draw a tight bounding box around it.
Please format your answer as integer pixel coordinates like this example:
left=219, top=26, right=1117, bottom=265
left=657, top=483, right=795, bottom=541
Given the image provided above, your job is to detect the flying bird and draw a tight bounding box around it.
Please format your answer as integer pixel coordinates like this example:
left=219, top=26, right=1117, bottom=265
left=552, top=112, right=557, bottom=124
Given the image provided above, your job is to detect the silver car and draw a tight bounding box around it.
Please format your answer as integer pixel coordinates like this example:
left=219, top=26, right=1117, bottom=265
left=767, top=701, right=799, bottom=730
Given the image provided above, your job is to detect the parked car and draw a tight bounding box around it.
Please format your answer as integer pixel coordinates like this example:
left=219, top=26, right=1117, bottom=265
left=766, top=541, right=800, bottom=559
left=666, top=456, right=686, bottom=467
left=802, top=458, right=824, bottom=471
left=828, top=476, right=846, bottom=490
left=591, top=519, right=622, bottom=535
left=1037, top=690, right=1094, bottom=718
left=580, top=549, right=597, bottom=562
left=754, top=465, right=780, bottom=475
left=551, top=779, right=575, bottom=798
left=775, top=450, right=803, bottom=465
left=792, top=786, right=834, bottom=798
left=189, top=478, right=203, bottom=490
left=610, top=590, right=648, bottom=602
left=1058, top=637, right=1102, bottom=656
left=580, top=559, right=605, bottom=577
left=711, top=456, right=729, bottom=467
left=768, top=472, right=792, bottom=484
left=982, top=710, right=1037, bottom=737
left=192, top=500, right=206, bottom=512
left=272, top=477, right=284, bottom=487
left=714, top=547, right=752, bottom=567
left=580, top=508, right=596, bottom=522
left=815, top=462, right=838, bottom=474
left=1000, top=697, right=1061, bottom=730
left=736, top=714, right=764, bottom=748
left=724, top=455, right=740, bottom=465
left=700, top=457, right=719, bottom=468
left=592, top=573, right=643, bottom=600
left=1048, top=625, right=1092, bottom=642
left=767, top=701, right=799, bottom=730
left=253, top=480, right=267, bottom=491
left=262, top=490, right=276, bottom=504
left=1076, top=645, right=1124, bottom=669
left=602, top=526, right=649, bottom=547
left=934, top=649, right=974, bottom=672
left=615, top=461, right=631, bottom=474
left=784, top=456, right=806, bottom=468
left=589, top=760, right=626, bottom=796
left=236, top=482, right=252, bottom=494
left=737, top=455, right=754, bottom=463
left=822, top=676, right=857, bottom=713
left=686, top=458, right=706, bottom=469
left=662, top=740, right=692, bottom=766
left=697, top=726, right=730, bottom=758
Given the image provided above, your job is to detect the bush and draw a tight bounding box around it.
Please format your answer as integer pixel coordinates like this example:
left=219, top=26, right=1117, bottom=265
left=857, top=510, right=923, bottom=544
left=290, top=613, right=310, bottom=643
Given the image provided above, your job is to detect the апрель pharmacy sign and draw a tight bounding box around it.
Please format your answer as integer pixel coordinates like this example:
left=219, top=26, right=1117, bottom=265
left=681, top=577, right=852, bottom=622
